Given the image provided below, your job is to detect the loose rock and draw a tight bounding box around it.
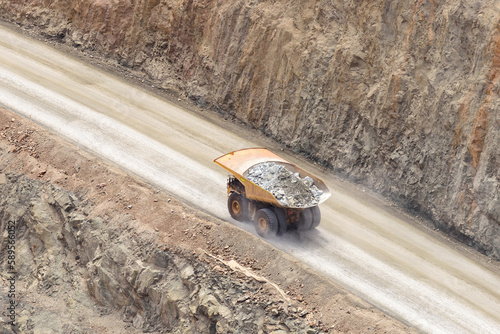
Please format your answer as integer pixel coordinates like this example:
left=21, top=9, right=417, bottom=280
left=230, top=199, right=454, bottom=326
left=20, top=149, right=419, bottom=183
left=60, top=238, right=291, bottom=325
left=245, top=162, right=323, bottom=208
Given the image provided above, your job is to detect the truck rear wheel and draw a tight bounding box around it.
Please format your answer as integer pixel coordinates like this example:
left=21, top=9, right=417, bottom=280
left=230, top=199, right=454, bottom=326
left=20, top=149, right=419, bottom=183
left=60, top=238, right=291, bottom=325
left=310, top=206, right=321, bottom=229
left=228, top=192, right=247, bottom=221
left=298, top=208, right=313, bottom=231
left=255, top=208, right=279, bottom=238
left=273, top=207, right=287, bottom=235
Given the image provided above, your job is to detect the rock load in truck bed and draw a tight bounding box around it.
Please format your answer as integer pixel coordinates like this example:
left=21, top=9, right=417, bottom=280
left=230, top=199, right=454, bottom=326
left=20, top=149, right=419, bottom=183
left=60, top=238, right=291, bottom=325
left=244, top=162, right=324, bottom=208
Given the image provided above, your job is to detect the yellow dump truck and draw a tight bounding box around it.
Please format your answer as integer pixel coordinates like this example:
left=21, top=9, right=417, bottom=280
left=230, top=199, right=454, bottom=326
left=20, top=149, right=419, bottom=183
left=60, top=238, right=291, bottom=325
left=214, top=148, right=331, bottom=237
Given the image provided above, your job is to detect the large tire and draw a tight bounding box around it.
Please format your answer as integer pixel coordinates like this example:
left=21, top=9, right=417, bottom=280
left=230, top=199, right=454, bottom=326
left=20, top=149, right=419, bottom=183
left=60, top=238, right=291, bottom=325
left=273, top=207, right=288, bottom=236
left=254, top=208, right=279, bottom=238
left=228, top=192, right=247, bottom=221
left=310, top=206, right=321, bottom=229
left=298, top=208, right=313, bottom=231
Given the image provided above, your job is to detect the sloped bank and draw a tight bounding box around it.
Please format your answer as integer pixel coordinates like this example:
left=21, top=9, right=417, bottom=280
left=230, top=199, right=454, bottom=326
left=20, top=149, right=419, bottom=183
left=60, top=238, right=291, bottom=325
left=0, top=0, right=498, bottom=259
left=0, top=174, right=315, bottom=333
left=0, top=109, right=413, bottom=333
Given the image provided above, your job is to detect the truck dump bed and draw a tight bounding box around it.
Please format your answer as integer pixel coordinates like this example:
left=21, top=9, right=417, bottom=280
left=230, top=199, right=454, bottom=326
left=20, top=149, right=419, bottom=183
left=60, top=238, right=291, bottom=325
left=214, top=148, right=331, bottom=209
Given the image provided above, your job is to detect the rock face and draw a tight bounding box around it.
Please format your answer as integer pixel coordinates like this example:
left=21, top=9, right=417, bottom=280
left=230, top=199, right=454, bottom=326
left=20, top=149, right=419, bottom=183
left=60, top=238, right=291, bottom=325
left=0, top=174, right=321, bottom=333
left=0, top=0, right=499, bottom=258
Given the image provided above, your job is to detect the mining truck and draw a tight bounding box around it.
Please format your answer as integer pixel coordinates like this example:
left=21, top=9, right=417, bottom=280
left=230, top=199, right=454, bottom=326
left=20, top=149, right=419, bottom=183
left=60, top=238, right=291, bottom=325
left=214, top=148, right=331, bottom=238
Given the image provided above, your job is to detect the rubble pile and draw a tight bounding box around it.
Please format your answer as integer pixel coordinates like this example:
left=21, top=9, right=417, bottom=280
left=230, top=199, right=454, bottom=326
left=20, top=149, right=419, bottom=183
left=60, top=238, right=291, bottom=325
left=245, top=162, right=323, bottom=208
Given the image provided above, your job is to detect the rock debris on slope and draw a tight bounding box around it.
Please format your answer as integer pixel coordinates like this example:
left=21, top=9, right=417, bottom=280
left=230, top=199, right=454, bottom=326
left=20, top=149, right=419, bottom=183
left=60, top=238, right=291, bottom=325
left=245, top=162, right=323, bottom=208
left=0, top=173, right=322, bottom=334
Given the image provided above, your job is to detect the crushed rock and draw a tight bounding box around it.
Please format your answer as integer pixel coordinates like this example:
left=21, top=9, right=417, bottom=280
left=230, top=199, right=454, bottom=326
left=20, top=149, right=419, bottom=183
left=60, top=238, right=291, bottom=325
left=245, top=162, right=323, bottom=208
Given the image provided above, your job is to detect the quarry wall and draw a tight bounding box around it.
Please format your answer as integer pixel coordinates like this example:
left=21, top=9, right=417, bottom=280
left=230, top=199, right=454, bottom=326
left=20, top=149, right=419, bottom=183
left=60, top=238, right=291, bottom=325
left=0, top=0, right=499, bottom=258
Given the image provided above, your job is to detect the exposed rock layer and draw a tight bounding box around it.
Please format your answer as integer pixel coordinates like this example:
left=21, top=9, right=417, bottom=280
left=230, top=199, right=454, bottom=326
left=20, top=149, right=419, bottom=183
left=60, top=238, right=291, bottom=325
left=0, top=0, right=499, bottom=258
left=0, top=173, right=319, bottom=333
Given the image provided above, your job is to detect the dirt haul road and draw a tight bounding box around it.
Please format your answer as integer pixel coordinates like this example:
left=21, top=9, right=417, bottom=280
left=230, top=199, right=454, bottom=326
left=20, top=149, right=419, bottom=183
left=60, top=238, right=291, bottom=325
left=1, top=25, right=500, bottom=333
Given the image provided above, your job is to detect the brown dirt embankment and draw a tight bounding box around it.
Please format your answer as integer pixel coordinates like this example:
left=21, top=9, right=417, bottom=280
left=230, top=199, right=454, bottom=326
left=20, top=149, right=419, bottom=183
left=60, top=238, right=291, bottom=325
left=0, top=108, right=414, bottom=333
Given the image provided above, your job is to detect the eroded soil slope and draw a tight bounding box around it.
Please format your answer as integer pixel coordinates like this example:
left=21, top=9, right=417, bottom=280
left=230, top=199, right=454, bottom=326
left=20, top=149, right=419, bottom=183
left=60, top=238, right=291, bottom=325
left=0, top=0, right=498, bottom=259
left=0, top=109, right=413, bottom=332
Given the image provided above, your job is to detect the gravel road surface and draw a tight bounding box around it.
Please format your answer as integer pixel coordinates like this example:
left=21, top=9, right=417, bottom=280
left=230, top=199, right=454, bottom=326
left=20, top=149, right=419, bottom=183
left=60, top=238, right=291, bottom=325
left=1, top=25, right=500, bottom=333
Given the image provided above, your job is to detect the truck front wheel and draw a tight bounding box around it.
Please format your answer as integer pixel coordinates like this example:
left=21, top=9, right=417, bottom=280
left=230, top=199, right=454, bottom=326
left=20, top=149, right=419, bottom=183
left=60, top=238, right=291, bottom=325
left=254, top=208, right=279, bottom=238
left=228, top=192, right=247, bottom=221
